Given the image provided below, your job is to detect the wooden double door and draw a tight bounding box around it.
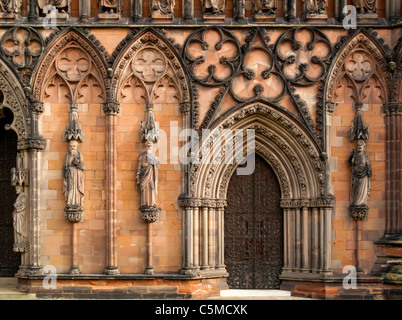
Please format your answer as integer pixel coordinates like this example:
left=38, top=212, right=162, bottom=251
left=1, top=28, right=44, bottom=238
left=225, top=154, right=283, bottom=289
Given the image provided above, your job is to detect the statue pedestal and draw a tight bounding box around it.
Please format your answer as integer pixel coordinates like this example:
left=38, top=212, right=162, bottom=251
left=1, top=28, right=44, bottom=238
left=151, top=12, right=174, bottom=22
left=305, top=13, right=328, bottom=23
left=64, top=206, right=84, bottom=223
left=0, top=13, right=19, bottom=22
left=350, top=204, right=369, bottom=221
left=98, top=12, right=121, bottom=21
left=254, top=13, right=276, bottom=23
left=357, top=13, right=378, bottom=23
left=55, top=12, right=69, bottom=22
left=203, top=13, right=225, bottom=23
left=140, top=205, right=160, bottom=223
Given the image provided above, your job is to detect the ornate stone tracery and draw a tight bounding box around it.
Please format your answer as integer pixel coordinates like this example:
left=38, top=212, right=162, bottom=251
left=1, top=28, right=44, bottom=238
left=113, top=29, right=190, bottom=106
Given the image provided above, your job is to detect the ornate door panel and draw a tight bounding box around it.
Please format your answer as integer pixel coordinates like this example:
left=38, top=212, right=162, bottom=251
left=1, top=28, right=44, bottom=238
left=225, top=155, right=283, bottom=289
left=0, top=108, right=19, bottom=277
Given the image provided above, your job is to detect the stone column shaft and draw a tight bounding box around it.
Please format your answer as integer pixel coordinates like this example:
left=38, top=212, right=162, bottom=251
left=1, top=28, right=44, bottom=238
left=104, top=102, right=120, bottom=275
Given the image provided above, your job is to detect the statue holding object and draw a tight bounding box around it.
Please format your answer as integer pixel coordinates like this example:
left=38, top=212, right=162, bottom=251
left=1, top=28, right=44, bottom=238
left=253, top=0, right=277, bottom=21
left=348, top=139, right=372, bottom=220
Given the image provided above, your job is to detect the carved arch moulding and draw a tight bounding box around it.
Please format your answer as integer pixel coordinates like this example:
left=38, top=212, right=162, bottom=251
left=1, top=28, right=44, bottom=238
left=0, top=61, right=30, bottom=142
left=31, top=27, right=109, bottom=104
left=180, top=102, right=334, bottom=278
left=187, top=102, right=326, bottom=201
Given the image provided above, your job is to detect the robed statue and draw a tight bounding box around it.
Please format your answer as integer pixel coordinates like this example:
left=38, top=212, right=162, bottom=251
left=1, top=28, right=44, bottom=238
left=0, top=0, right=22, bottom=13
left=353, top=0, right=376, bottom=13
left=348, top=140, right=372, bottom=220
left=37, top=0, right=70, bottom=14
left=253, top=0, right=277, bottom=15
left=304, top=0, right=327, bottom=14
left=12, top=185, right=27, bottom=252
left=137, top=141, right=159, bottom=210
left=63, top=140, right=85, bottom=212
left=98, top=0, right=121, bottom=14
left=201, top=0, right=225, bottom=15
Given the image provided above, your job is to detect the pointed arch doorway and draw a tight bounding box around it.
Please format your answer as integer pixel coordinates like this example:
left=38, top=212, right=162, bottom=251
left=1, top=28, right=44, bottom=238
left=225, top=154, right=283, bottom=289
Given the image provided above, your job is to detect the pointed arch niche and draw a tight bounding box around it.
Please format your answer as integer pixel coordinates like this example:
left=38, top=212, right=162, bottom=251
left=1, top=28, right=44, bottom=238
left=111, top=29, right=191, bottom=273
left=30, top=28, right=109, bottom=274
left=179, top=102, right=335, bottom=284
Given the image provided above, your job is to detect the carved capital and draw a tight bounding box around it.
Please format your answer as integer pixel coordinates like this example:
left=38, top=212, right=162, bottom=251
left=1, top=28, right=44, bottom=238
left=179, top=102, right=191, bottom=115
left=17, top=137, right=46, bottom=151
left=350, top=204, right=369, bottom=221
left=326, top=101, right=335, bottom=113
left=178, top=196, right=202, bottom=208
left=30, top=101, right=45, bottom=114
left=102, top=101, right=120, bottom=115
left=383, top=102, right=402, bottom=115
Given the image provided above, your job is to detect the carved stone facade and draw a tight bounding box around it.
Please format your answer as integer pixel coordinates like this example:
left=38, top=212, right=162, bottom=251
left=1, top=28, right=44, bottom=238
left=0, top=2, right=400, bottom=300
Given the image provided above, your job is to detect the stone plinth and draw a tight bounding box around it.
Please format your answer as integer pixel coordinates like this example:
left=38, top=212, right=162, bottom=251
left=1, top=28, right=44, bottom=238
left=254, top=13, right=276, bottom=23
left=305, top=13, right=328, bottom=23
left=0, top=13, right=19, bottom=22
left=16, top=274, right=229, bottom=299
left=98, top=12, right=121, bottom=21
left=357, top=13, right=378, bottom=23
left=203, top=13, right=225, bottom=22
left=151, top=12, right=174, bottom=22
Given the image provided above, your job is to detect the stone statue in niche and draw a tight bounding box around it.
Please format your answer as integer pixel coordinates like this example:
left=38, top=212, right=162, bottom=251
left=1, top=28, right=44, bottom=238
left=12, top=184, right=28, bottom=252
left=348, top=139, right=372, bottom=220
left=304, top=0, right=327, bottom=14
left=137, top=140, right=160, bottom=222
left=63, top=139, right=85, bottom=222
left=0, top=0, right=22, bottom=14
left=304, top=0, right=327, bottom=22
left=284, top=0, right=296, bottom=21
left=202, top=0, right=225, bottom=21
left=151, top=0, right=174, bottom=21
left=353, top=0, right=377, bottom=13
left=253, top=0, right=277, bottom=22
left=37, top=0, right=71, bottom=20
left=98, top=0, right=121, bottom=20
